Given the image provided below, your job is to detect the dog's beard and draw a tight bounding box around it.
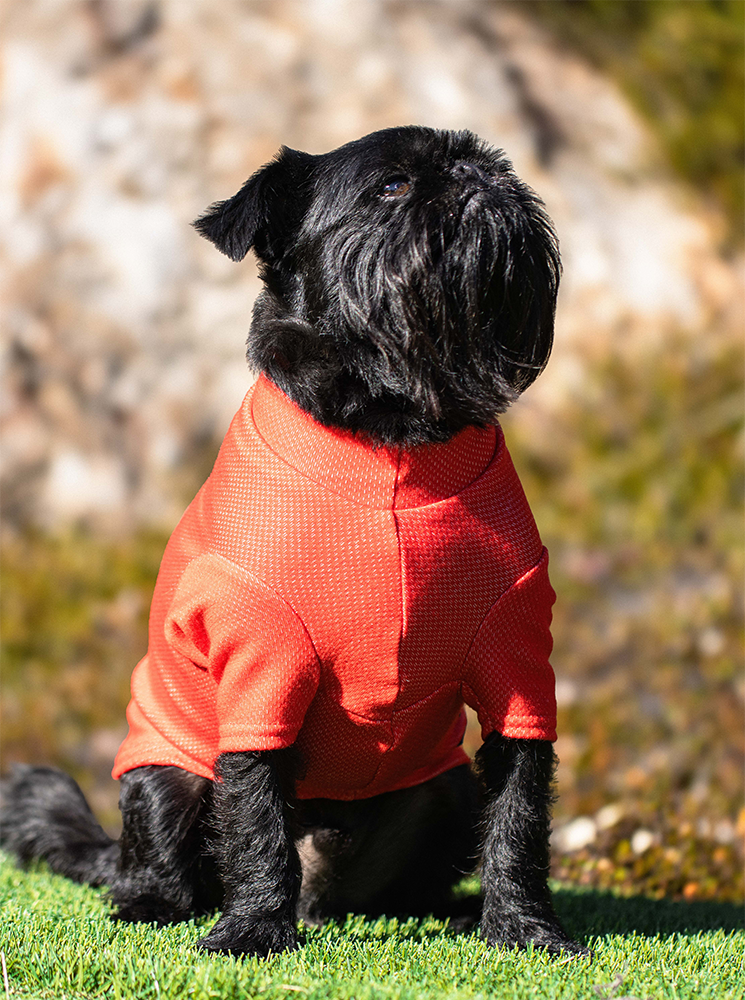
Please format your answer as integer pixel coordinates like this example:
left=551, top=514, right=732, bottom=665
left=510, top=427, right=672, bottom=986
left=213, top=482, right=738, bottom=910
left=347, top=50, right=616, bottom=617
left=247, top=156, right=559, bottom=446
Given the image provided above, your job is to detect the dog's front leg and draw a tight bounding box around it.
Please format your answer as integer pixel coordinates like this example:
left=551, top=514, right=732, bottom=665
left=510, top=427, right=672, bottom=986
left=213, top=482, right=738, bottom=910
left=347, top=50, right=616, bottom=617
left=199, top=749, right=301, bottom=957
left=475, top=733, right=589, bottom=957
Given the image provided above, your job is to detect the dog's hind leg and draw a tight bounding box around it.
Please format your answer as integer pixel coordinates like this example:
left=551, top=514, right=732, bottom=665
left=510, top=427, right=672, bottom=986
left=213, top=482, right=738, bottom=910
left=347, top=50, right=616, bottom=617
left=0, top=764, right=218, bottom=925
left=112, top=765, right=216, bottom=926
left=197, top=749, right=301, bottom=957
left=0, top=766, right=118, bottom=885
left=474, top=733, right=589, bottom=956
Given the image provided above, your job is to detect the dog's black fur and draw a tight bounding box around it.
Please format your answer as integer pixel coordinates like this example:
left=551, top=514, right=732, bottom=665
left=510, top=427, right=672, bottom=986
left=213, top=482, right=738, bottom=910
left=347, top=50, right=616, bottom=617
left=0, top=127, right=587, bottom=958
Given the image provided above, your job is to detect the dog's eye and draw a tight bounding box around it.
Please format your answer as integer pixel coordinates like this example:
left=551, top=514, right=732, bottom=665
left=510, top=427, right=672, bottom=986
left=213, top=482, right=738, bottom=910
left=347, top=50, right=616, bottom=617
left=380, top=177, right=411, bottom=198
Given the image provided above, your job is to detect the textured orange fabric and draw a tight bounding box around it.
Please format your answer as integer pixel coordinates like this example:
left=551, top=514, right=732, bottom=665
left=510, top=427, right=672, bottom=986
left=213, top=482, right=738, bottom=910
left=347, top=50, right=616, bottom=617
left=112, top=374, right=557, bottom=799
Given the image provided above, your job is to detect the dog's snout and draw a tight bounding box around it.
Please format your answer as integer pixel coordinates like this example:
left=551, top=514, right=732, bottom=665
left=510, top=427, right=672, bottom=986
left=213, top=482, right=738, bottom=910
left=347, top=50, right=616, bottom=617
left=451, top=161, right=494, bottom=186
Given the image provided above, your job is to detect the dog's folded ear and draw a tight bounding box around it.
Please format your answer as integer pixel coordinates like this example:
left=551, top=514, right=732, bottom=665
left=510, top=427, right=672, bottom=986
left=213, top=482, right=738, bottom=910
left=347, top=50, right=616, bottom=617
left=193, top=146, right=313, bottom=263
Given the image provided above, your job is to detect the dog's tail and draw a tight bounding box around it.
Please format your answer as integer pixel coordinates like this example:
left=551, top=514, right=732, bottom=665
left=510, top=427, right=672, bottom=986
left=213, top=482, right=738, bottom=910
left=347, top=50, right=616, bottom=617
left=0, top=766, right=118, bottom=886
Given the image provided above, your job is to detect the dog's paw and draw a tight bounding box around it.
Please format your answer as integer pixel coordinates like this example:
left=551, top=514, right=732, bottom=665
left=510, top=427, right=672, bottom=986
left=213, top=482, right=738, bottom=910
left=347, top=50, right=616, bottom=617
left=534, top=934, right=592, bottom=959
left=480, top=914, right=591, bottom=959
left=198, top=913, right=298, bottom=957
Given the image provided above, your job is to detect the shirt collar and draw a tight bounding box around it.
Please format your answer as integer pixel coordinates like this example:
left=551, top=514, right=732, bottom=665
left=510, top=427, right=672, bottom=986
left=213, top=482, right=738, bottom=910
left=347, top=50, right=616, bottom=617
left=249, top=374, right=499, bottom=510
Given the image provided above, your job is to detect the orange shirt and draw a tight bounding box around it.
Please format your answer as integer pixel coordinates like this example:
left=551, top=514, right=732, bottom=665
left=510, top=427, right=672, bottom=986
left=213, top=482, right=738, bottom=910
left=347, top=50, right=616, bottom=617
left=112, top=375, right=557, bottom=800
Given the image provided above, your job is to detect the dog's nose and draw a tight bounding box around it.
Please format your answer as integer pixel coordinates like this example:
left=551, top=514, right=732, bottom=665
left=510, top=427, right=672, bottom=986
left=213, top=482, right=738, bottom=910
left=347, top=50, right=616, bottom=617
left=451, top=161, right=494, bottom=186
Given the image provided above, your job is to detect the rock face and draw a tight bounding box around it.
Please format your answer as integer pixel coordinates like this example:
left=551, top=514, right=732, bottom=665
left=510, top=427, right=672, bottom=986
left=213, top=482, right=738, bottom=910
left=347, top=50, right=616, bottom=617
left=1, top=0, right=738, bottom=530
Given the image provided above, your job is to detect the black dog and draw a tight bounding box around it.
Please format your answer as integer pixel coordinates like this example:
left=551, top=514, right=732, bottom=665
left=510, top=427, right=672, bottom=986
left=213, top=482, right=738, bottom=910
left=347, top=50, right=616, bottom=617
left=1, top=126, right=587, bottom=959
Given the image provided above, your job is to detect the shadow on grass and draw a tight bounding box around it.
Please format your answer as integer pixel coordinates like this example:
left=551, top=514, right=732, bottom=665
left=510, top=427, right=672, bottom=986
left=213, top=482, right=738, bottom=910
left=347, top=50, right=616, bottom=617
left=553, top=886, right=745, bottom=939
left=303, top=886, right=744, bottom=947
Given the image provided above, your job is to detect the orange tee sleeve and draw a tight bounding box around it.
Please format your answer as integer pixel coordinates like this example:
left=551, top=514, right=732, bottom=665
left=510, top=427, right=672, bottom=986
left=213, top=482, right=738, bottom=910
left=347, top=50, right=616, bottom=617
left=462, top=547, right=557, bottom=742
left=165, top=553, right=322, bottom=754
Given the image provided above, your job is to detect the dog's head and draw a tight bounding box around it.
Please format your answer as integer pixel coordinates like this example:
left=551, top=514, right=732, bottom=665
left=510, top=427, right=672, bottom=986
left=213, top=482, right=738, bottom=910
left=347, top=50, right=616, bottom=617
left=194, top=126, right=560, bottom=445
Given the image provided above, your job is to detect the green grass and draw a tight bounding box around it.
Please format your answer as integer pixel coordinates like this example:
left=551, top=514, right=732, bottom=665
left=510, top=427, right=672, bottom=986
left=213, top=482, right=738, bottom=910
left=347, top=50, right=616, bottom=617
left=1, top=855, right=743, bottom=1000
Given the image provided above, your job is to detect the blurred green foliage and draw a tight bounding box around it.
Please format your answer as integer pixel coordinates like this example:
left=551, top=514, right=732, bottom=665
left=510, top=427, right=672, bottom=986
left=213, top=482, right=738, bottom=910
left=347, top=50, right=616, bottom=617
left=526, top=0, right=745, bottom=247
left=554, top=814, right=744, bottom=904
left=0, top=528, right=169, bottom=824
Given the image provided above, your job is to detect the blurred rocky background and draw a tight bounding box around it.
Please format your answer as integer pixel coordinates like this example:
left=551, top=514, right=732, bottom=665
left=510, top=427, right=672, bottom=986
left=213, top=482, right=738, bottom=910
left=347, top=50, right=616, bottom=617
left=1, top=0, right=743, bottom=903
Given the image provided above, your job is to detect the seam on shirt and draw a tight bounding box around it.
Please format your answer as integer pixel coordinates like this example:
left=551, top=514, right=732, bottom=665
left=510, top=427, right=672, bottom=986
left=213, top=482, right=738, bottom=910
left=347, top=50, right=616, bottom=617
left=301, top=688, right=390, bottom=724
left=461, top=682, right=493, bottom=733
left=462, top=682, right=553, bottom=731
left=392, top=448, right=406, bottom=716
left=319, top=703, right=392, bottom=724
left=369, top=446, right=401, bottom=752
left=350, top=478, right=404, bottom=792
left=356, top=679, right=465, bottom=793
left=459, top=545, right=549, bottom=677
left=390, top=678, right=461, bottom=716
left=331, top=679, right=461, bottom=725
left=393, top=428, right=503, bottom=511
left=218, top=723, right=298, bottom=741
left=248, top=387, right=505, bottom=511
left=179, top=550, right=324, bottom=681
left=249, top=388, right=394, bottom=510
left=123, top=716, right=215, bottom=776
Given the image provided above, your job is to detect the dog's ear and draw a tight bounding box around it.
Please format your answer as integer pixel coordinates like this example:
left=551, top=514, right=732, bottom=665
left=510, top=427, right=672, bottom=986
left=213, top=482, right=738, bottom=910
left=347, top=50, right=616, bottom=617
left=193, top=147, right=313, bottom=263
